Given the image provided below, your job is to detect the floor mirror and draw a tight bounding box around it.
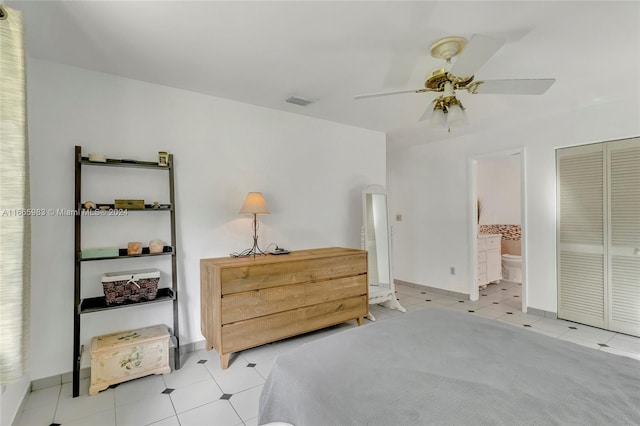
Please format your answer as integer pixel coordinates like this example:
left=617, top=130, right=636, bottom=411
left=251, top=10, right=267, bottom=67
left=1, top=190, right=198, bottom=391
left=362, top=185, right=405, bottom=320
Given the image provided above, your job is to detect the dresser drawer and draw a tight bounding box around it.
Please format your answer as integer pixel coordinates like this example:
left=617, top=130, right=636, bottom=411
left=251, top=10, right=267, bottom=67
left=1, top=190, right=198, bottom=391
left=477, top=273, right=487, bottom=284
left=221, top=295, right=367, bottom=353
left=478, top=262, right=487, bottom=274
left=220, top=254, right=367, bottom=295
left=486, top=236, right=501, bottom=250
left=478, top=238, right=487, bottom=250
left=477, top=251, right=487, bottom=262
left=221, top=275, right=367, bottom=324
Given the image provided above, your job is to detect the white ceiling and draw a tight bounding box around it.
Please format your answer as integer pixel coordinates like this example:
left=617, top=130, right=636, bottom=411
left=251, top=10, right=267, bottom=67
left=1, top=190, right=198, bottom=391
left=11, top=1, right=640, bottom=147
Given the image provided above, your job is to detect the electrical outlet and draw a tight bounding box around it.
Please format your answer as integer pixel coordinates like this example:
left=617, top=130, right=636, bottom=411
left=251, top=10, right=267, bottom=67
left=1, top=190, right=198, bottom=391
left=450, top=267, right=455, bottom=275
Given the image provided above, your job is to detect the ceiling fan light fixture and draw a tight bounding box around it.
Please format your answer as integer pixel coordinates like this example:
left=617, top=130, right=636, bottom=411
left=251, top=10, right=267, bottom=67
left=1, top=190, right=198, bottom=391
left=428, top=98, right=447, bottom=129
left=426, top=95, right=467, bottom=132
left=429, top=109, right=447, bottom=129
left=447, top=99, right=468, bottom=128
left=419, top=100, right=435, bottom=123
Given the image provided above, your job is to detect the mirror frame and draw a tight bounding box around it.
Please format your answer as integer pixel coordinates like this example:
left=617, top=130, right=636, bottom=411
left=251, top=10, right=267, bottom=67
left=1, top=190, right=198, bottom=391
left=362, top=184, right=405, bottom=318
left=362, top=184, right=393, bottom=289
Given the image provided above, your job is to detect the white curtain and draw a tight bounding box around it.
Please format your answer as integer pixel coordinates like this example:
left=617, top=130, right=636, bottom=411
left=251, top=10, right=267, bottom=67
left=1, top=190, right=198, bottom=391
left=0, top=6, right=31, bottom=385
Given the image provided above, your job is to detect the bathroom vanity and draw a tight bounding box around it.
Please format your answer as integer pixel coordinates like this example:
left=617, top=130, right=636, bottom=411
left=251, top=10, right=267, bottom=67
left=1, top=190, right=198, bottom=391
left=477, top=234, right=502, bottom=288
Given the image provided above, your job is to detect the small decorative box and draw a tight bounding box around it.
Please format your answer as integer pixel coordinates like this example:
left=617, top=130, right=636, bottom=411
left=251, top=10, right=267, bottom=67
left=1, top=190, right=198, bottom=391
left=81, top=247, right=119, bottom=259
left=89, top=324, right=171, bottom=395
left=114, top=199, right=145, bottom=209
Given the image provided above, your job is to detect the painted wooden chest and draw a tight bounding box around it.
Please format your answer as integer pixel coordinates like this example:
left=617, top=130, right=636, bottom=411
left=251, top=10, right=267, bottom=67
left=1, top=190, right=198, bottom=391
left=89, top=324, right=171, bottom=395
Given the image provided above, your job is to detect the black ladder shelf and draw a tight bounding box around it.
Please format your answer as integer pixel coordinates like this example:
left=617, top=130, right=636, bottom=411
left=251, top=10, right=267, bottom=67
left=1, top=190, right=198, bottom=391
left=73, top=146, right=181, bottom=397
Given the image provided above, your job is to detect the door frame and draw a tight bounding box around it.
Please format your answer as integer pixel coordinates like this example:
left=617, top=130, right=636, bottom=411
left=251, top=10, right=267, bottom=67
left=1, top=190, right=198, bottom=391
left=468, top=148, right=527, bottom=313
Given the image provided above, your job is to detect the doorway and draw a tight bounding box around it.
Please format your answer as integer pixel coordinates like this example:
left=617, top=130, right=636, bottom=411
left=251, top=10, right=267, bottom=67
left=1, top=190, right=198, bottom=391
left=468, top=149, right=527, bottom=313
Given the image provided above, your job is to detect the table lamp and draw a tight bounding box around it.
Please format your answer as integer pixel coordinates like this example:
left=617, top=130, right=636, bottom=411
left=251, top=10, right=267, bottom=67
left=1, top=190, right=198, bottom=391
left=238, top=192, right=270, bottom=258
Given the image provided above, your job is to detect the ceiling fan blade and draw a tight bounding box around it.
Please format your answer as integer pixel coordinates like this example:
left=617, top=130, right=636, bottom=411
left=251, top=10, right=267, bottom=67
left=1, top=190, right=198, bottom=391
left=468, top=78, right=556, bottom=95
left=383, top=50, right=420, bottom=88
left=353, top=88, right=423, bottom=100
left=382, top=2, right=438, bottom=88
left=449, top=34, right=505, bottom=78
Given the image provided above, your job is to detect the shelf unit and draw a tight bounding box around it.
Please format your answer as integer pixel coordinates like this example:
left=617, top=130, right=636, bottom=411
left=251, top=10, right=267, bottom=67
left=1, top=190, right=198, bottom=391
left=73, top=146, right=181, bottom=397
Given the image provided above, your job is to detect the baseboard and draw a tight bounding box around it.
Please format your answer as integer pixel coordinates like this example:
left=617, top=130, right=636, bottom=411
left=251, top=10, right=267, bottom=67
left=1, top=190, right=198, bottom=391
left=179, top=339, right=206, bottom=354
left=394, top=279, right=470, bottom=300
left=10, top=392, right=28, bottom=426
left=32, top=367, right=91, bottom=391
left=6, top=376, right=30, bottom=426
left=526, top=307, right=558, bottom=319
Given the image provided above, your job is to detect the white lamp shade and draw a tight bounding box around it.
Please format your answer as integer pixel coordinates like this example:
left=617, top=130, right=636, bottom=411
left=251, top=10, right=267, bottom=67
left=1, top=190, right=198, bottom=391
left=428, top=108, right=447, bottom=128
left=239, top=192, right=270, bottom=215
left=419, top=102, right=434, bottom=122
left=447, top=103, right=468, bottom=127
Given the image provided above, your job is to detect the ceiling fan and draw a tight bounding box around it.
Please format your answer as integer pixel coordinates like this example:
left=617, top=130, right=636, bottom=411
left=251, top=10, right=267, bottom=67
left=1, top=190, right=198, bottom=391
left=354, top=34, right=556, bottom=131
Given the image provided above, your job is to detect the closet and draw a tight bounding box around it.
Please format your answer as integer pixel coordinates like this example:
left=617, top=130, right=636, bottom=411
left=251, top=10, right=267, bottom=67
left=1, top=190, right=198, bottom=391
left=557, top=137, right=639, bottom=337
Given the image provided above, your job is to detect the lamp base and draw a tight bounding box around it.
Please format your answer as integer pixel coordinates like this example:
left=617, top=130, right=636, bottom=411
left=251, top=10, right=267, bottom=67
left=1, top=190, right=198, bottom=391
left=235, top=238, right=267, bottom=259
left=236, top=215, right=266, bottom=258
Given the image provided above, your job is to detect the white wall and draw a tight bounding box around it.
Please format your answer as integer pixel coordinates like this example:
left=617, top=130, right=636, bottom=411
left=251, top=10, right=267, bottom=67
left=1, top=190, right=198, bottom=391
left=477, top=155, right=521, bottom=225
left=388, top=97, right=640, bottom=312
left=26, top=58, right=386, bottom=381
left=0, top=377, right=30, bottom=426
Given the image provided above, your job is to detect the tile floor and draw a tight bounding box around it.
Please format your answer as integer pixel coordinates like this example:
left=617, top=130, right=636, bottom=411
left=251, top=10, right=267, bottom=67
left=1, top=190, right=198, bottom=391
left=15, top=281, right=640, bottom=426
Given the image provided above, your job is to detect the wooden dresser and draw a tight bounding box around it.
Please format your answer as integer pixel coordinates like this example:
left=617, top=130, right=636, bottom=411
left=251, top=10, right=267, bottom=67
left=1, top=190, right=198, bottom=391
left=200, top=247, right=368, bottom=368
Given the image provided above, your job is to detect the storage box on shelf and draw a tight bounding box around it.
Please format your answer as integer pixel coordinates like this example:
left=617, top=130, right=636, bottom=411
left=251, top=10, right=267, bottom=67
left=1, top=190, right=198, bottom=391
left=101, top=268, right=160, bottom=306
left=81, top=247, right=120, bottom=259
left=115, top=199, right=145, bottom=210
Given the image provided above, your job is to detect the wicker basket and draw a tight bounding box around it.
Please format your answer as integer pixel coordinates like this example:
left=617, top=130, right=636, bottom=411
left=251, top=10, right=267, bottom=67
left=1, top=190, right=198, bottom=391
left=101, top=269, right=160, bottom=305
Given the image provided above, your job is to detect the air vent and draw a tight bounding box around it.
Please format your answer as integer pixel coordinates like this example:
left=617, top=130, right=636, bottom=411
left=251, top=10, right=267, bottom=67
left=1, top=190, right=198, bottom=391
left=286, top=96, right=312, bottom=106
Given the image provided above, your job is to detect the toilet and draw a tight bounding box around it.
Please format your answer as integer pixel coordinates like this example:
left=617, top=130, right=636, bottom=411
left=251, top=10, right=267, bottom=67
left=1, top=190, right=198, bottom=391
left=501, top=254, right=522, bottom=283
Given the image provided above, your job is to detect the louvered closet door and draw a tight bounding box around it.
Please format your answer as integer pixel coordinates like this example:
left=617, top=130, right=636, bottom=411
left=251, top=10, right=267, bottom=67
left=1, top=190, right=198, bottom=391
left=607, top=138, right=640, bottom=336
left=557, top=144, right=606, bottom=328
